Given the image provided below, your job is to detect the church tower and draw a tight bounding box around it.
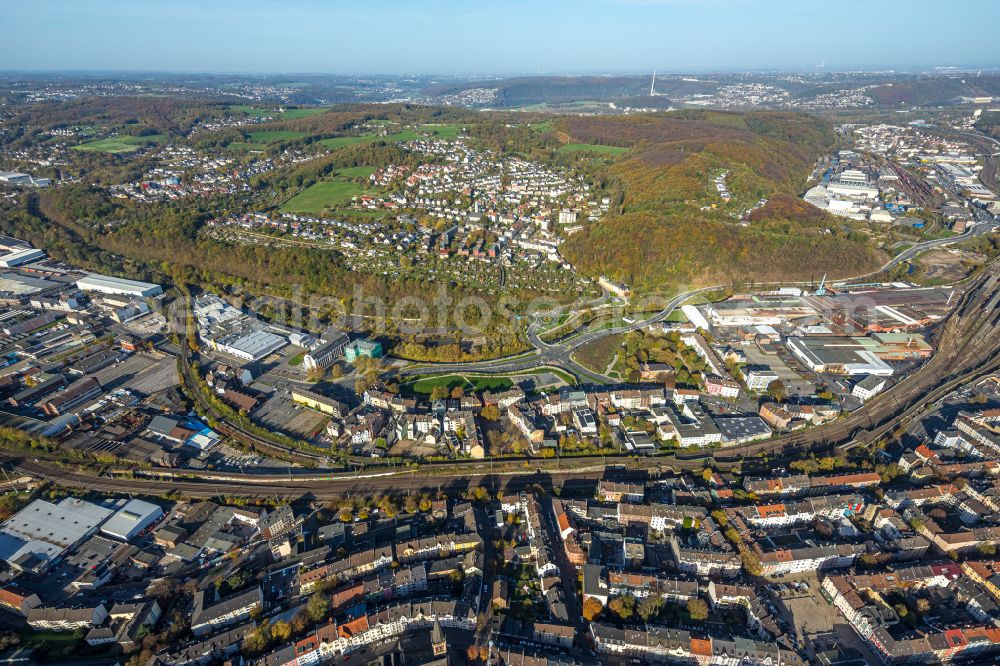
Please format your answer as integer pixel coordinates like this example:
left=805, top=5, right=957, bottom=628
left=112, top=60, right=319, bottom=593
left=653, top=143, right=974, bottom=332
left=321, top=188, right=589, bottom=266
left=431, top=617, right=447, bottom=657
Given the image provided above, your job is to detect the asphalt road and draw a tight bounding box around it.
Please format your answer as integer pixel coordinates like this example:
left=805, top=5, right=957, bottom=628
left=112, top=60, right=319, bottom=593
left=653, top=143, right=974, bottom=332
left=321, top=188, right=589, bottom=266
left=8, top=263, right=999, bottom=503
left=393, top=284, right=722, bottom=384
left=881, top=218, right=998, bottom=271
left=393, top=219, right=1000, bottom=386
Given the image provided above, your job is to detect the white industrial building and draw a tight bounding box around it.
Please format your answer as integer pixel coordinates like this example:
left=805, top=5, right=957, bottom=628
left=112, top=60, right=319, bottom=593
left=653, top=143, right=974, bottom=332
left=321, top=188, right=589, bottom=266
left=213, top=329, right=287, bottom=362
left=786, top=337, right=894, bottom=376
left=0, top=498, right=114, bottom=573
left=826, top=170, right=879, bottom=199
left=76, top=273, right=163, bottom=298
left=852, top=375, right=888, bottom=402
left=0, top=248, right=46, bottom=268
left=100, top=499, right=164, bottom=541
left=194, top=293, right=288, bottom=362
left=303, top=332, right=348, bottom=371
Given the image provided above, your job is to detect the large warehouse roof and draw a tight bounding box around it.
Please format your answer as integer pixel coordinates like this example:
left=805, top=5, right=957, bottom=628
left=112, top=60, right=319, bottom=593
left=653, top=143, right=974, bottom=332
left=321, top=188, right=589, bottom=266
left=226, top=329, right=287, bottom=360
left=76, top=273, right=162, bottom=297
left=0, top=498, right=114, bottom=571
left=101, top=499, right=164, bottom=541
left=0, top=248, right=45, bottom=268
left=786, top=337, right=894, bottom=376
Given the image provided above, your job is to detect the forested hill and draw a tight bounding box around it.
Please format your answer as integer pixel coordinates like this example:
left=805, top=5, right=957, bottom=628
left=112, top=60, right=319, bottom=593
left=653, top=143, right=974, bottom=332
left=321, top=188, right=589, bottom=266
left=558, top=110, right=885, bottom=291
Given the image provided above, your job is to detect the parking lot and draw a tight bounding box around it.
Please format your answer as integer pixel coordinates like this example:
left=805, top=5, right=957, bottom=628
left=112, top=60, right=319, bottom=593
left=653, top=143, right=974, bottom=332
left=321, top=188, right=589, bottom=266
left=765, top=572, right=881, bottom=664
left=207, top=444, right=288, bottom=471
left=253, top=388, right=329, bottom=443
left=89, top=351, right=179, bottom=397
left=742, top=346, right=815, bottom=397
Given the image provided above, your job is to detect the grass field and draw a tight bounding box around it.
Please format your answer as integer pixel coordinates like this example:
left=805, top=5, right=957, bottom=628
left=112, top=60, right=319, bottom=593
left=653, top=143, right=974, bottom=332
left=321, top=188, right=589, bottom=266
left=21, top=628, right=82, bottom=662
left=72, top=134, right=166, bottom=153
left=247, top=130, right=308, bottom=143
left=336, top=166, right=377, bottom=178
left=230, top=104, right=328, bottom=119
left=384, top=130, right=422, bottom=142
left=405, top=374, right=514, bottom=395
left=226, top=142, right=265, bottom=152
left=319, top=129, right=424, bottom=151
left=319, top=135, right=379, bottom=150
left=557, top=142, right=629, bottom=155
left=279, top=167, right=376, bottom=212
left=663, top=309, right=688, bottom=322
left=572, top=333, right=624, bottom=373
left=280, top=181, right=363, bottom=212
left=420, top=123, right=466, bottom=139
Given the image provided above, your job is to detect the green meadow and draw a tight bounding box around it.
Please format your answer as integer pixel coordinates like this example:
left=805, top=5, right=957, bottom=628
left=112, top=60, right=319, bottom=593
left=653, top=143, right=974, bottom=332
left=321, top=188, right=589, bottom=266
left=278, top=167, right=376, bottom=213
left=72, top=134, right=166, bottom=153
left=247, top=130, right=308, bottom=143
left=230, top=105, right=328, bottom=119
left=557, top=142, right=629, bottom=155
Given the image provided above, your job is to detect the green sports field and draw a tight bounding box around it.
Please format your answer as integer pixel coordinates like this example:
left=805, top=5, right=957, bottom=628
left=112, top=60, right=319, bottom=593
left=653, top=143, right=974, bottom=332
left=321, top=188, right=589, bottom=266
left=72, top=134, right=166, bottom=153
left=405, top=374, right=513, bottom=395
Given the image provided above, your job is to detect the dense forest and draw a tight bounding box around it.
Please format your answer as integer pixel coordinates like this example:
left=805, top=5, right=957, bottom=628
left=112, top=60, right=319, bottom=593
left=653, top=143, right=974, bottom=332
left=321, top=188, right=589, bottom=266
left=867, top=75, right=1000, bottom=107
left=5, top=97, right=228, bottom=140
left=559, top=110, right=884, bottom=290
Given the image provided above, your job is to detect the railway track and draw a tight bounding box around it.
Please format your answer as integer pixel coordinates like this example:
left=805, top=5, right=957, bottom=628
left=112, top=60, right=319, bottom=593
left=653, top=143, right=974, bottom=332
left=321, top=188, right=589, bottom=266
left=79, top=262, right=995, bottom=500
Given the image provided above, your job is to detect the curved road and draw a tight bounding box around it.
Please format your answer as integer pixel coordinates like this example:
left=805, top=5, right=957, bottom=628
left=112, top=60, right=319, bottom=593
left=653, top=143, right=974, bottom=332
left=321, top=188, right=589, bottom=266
left=879, top=218, right=998, bottom=273
left=7, top=260, right=998, bottom=501
left=8, top=263, right=1000, bottom=501
left=393, top=284, right=722, bottom=383
left=393, top=218, right=998, bottom=385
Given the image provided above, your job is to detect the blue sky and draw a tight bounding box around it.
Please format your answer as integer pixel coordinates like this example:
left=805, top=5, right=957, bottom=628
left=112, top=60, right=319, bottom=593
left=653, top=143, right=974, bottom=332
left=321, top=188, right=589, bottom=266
left=2, top=0, right=997, bottom=74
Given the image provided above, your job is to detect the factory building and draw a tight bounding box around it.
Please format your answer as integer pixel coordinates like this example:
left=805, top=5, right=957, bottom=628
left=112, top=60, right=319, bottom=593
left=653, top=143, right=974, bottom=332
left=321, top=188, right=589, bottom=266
left=212, top=329, right=287, bottom=362
left=0, top=498, right=114, bottom=573
left=786, top=337, right=894, bottom=376
left=76, top=274, right=163, bottom=298
left=100, top=500, right=164, bottom=542
left=303, top=331, right=349, bottom=371
left=0, top=248, right=46, bottom=268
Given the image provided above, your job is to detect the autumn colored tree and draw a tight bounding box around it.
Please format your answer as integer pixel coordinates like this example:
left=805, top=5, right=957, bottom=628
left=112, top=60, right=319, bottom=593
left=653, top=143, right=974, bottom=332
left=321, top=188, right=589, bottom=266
left=481, top=404, right=501, bottom=421
left=637, top=594, right=664, bottom=622
left=271, top=620, right=292, bottom=642
left=608, top=595, right=636, bottom=620
left=306, top=592, right=330, bottom=622
left=766, top=380, right=787, bottom=403
left=687, top=598, right=709, bottom=621
left=582, top=597, right=604, bottom=621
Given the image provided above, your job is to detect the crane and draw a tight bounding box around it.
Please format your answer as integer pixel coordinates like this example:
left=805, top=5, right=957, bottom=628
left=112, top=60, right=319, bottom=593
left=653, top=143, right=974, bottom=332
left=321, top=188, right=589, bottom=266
left=816, top=273, right=828, bottom=295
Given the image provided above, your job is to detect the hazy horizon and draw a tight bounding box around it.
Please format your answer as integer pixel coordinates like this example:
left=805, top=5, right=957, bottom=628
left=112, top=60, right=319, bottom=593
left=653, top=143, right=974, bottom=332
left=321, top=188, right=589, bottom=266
left=2, top=0, right=998, bottom=76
